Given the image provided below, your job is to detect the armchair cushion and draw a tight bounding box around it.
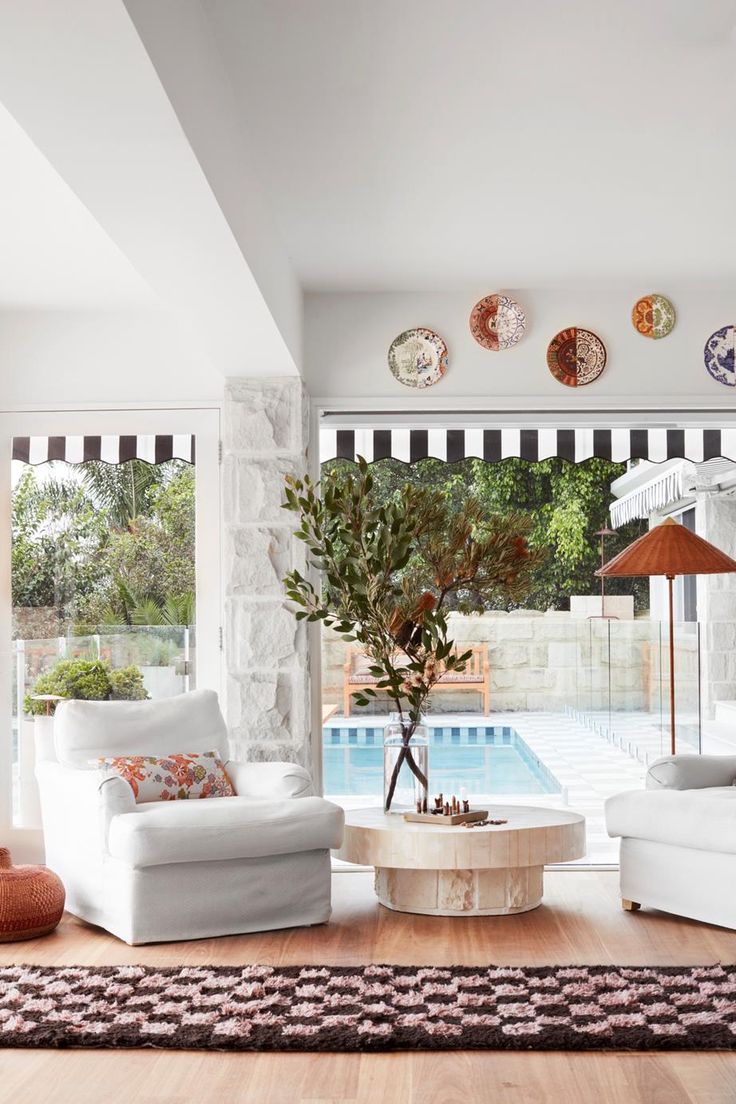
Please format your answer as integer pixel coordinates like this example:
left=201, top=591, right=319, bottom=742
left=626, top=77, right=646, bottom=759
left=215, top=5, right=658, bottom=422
left=225, top=760, right=313, bottom=799
left=106, top=794, right=345, bottom=868
left=606, top=786, right=736, bottom=854
left=646, top=754, right=736, bottom=791
left=54, top=689, right=228, bottom=767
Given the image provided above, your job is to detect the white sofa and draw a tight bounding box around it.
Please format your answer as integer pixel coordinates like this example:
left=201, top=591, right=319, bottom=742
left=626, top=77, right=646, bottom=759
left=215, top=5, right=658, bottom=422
left=606, top=753, right=736, bottom=929
left=35, top=689, right=344, bottom=945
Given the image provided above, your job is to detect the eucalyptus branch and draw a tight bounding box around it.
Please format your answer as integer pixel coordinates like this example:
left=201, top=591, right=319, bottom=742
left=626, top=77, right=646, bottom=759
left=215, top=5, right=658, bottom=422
left=283, top=460, right=544, bottom=808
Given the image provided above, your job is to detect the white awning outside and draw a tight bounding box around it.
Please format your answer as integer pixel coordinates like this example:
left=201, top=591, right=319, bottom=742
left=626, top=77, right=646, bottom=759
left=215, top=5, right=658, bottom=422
left=610, top=466, right=686, bottom=527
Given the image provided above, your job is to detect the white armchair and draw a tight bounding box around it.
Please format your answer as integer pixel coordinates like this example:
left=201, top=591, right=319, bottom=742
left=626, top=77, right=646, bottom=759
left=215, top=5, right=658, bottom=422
left=36, top=689, right=344, bottom=945
left=606, top=754, right=736, bottom=929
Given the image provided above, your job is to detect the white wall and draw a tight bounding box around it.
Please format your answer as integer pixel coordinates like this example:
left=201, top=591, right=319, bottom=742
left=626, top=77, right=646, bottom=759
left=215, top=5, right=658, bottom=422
left=304, top=288, right=736, bottom=407
left=0, top=308, right=223, bottom=405
left=11, top=289, right=736, bottom=411
left=123, top=0, right=303, bottom=371
left=0, top=0, right=299, bottom=380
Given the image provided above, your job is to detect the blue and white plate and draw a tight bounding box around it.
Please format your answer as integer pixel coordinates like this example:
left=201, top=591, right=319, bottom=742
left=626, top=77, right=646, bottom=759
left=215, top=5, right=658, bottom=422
left=704, top=326, right=736, bottom=387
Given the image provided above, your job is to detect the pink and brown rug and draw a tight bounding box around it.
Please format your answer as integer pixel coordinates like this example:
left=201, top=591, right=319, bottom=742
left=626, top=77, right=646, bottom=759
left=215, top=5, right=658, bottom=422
left=2, top=964, right=736, bottom=1051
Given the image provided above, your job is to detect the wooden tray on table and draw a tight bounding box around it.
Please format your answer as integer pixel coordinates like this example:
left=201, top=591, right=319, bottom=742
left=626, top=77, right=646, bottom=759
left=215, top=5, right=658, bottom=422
left=403, top=809, right=489, bottom=826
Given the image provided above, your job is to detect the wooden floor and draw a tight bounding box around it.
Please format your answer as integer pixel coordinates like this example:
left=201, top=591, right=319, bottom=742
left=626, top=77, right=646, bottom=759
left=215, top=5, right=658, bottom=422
left=2, top=870, right=736, bottom=1103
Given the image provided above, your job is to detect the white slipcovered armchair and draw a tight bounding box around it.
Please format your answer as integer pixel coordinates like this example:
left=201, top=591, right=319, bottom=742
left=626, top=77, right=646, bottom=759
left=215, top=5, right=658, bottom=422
left=35, top=689, right=344, bottom=945
left=606, top=753, right=736, bottom=929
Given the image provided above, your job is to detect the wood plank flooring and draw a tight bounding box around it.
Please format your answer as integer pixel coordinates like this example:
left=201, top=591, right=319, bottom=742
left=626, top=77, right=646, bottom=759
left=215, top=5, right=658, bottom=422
left=1, top=871, right=735, bottom=1103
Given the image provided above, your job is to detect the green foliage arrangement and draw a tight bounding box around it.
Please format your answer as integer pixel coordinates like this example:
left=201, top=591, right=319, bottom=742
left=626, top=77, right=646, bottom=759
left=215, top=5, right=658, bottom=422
left=283, top=458, right=543, bottom=809
left=24, top=658, right=148, bottom=715
left=330, top=456, right=648, bottom=611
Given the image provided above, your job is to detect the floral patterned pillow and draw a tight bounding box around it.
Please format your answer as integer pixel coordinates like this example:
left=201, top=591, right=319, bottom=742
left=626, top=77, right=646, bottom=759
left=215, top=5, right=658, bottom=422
left=94, top=750, right=235, bottom=803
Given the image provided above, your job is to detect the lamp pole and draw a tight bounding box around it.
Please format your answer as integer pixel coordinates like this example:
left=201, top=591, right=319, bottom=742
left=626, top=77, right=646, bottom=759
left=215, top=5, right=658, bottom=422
left=667, top=573, right=676, bottom=755
left=594, top=527, right=617, bottom=618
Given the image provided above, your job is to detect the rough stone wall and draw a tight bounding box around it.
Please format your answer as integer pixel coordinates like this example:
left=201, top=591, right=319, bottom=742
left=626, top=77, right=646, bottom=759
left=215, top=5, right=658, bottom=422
left=13, top=607, right=62, bottom=641
left=323, top=610, right=656, bottom=715
left=222, top=378, right=311, bottom=767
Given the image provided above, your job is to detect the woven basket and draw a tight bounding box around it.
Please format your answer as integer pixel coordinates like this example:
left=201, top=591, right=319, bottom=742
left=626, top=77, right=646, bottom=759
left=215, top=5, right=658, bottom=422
left=0, top=847, right=65, bottom=942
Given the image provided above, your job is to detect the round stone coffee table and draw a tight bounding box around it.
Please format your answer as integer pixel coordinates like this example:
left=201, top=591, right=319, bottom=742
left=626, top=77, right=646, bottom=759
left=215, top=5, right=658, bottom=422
left=334, top=805, right=586, bottom=916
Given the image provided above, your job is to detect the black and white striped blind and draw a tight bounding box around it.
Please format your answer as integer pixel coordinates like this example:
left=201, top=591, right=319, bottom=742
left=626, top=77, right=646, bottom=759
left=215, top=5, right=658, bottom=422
left=321, top=427, right=736, bottom=466
left=12, top=435, right=195, bottom=466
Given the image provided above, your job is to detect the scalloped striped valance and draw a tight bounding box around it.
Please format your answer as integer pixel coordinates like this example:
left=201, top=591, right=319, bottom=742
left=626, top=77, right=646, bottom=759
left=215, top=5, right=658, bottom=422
left=12, top=435, right=195, bottom=466
left=320, top=427, right=735, bottom=466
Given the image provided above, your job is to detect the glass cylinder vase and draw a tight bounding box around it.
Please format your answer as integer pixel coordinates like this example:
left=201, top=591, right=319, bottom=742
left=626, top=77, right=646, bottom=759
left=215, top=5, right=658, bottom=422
left=383, top=719, right=429, bottom=814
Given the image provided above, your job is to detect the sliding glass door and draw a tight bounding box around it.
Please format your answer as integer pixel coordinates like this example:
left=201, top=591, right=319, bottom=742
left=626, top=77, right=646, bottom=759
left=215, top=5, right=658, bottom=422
left=0, top=407, right=221, bottom=860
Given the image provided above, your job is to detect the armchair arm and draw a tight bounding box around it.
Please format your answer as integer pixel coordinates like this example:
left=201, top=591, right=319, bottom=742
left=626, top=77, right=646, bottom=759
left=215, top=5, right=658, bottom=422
left=225, top=760, right=314, bottom=799
left=646, top=754, right=736, bottom=791
left=36, top=761, right=135, bottom=852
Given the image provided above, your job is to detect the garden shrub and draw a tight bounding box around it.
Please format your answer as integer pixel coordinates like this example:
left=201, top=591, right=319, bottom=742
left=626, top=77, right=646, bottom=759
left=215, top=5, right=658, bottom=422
left=25, top=658, right=149, bottom=715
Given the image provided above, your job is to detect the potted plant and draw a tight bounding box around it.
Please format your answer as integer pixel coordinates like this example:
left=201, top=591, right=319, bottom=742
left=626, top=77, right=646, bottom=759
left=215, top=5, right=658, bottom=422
left=25, top=657, right=149, bottom=717
left=283, top=459, right=543, bottom=811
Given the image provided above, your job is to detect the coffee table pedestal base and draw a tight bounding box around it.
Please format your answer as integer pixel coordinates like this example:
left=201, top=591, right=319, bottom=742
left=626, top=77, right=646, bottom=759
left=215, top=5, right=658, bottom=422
left=374, top=865, right=544, bottom=916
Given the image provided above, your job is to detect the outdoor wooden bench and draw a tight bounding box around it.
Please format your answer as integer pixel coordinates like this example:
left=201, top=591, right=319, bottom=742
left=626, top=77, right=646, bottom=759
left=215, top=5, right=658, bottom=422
left=342, top=644, right=490, bottom=717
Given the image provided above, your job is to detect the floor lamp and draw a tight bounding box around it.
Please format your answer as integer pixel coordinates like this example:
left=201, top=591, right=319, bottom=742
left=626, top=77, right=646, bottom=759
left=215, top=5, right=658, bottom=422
left=593, top=526, right=617, bottom=618
left=596, top=517, right=736, bottom=755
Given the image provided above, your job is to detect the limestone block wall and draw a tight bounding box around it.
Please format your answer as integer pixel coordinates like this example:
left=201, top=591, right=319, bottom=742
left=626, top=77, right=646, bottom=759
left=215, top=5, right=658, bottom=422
left=222, top=378, right=312, bottom=767
left=323, top=611, right=655, bottom=715
left=569, top=595, right=634, bottom=620
left=645, top=628, right=700, bottom=720
left=698, top=495, right=736, bottom=717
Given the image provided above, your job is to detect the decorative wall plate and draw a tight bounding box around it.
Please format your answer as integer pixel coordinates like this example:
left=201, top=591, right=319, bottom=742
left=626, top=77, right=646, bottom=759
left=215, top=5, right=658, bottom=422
left=547, top=327, right=607, bottom=387
left=469, top=293, right=526, bottom=350
left=388, top=328, right=448, bottom=388
left=704, top=325, right=736, bottom=387
left=632, top=294, right=676, bottom=339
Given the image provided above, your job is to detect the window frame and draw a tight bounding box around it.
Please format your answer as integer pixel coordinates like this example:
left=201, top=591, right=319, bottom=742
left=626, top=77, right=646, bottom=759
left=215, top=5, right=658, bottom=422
left=0, top=404, right=222, bottom=860
left=310, top=402, right=736, bottom=864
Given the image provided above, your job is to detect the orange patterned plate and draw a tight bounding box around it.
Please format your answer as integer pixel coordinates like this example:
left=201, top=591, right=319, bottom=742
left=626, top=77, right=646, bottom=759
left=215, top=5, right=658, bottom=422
left=632, top=294, right=676, bottom=339
left=547, top=327, right=606, bottom=387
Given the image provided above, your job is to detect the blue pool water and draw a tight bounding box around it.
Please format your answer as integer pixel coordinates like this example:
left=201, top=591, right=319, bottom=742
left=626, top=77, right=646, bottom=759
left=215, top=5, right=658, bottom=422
left=323, top=724, right=561, bottom=797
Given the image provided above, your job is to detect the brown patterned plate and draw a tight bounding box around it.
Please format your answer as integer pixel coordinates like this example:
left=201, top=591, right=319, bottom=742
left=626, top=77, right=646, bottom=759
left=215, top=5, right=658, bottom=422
left=469, top=294, right=526, bottom=350
left=547, top=327, right=606, bottom=386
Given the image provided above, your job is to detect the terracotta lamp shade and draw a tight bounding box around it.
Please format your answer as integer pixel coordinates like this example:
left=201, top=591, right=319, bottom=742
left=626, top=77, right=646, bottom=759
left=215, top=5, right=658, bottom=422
left=596, top=517, right=736, bottom=579
left=596, top=517, right=736, bottom=754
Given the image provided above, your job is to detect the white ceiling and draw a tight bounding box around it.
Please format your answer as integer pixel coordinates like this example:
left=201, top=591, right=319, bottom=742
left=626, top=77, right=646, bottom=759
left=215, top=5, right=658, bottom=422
left=0, top=100, right=155, bottom=309
left=202, top=0, right=736, bottom=291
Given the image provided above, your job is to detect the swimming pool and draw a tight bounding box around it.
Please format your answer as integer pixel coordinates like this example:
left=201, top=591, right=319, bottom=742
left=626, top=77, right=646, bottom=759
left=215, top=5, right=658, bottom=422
left=323, top=723, right=562, bottom=798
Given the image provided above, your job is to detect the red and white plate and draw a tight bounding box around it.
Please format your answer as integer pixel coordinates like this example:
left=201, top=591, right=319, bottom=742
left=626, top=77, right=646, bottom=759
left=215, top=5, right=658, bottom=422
left=469, top=294, right=526, bottom=351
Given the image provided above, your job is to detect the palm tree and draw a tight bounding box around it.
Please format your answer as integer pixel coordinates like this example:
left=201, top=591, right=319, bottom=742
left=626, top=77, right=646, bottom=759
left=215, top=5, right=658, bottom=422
left=102, top=579, right=194, bottom=627
left=81, top=460, right=163, bottom=529
left=130, top=593, right=195, bottom=627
